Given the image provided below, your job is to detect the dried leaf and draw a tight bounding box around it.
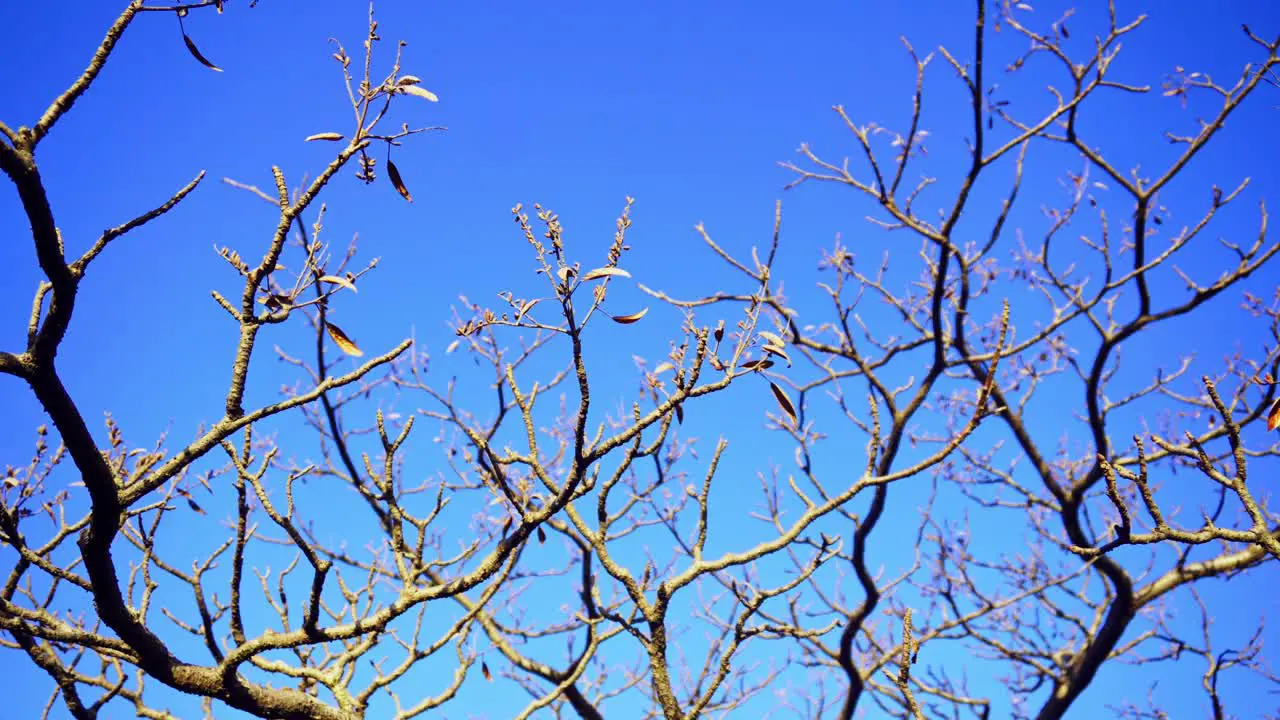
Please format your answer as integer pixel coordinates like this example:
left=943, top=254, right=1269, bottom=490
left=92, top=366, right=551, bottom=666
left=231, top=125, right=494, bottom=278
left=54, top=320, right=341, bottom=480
left=611, top=308, right=649, bottom=324
left=758, top=331, right=787, bottom=348
left=713, top=322, right=724, bottom=343
left=305, top=132, right=345, bottom=142
left=580, top=267, right=631, bottom=281
left=258, top=293, right=294, bottom=309
left=762, top=343, right=792, bottom=367
left=319, top=275, right=358, bottom=293
left=740, top=359, right=775, bottom=371
left=1268, top=398, right=1280, bottom=432
left=769, top=382, right=798, bottom=424
left=398, top=85, right=439, bottom=102
left=557, top=266, right=576, bottom=283
left=481, top=661, right=493, bottom=681
left=537, top=526, right=547, bottom=544
left=386, top=160, right=412, bottom=202
left=396, top=74, right=423, bottom=86
left=446, top=339, right=461, bottom=354
left=653, top=362, right=675, bottom=376
left=515, top=298, right=542, bottom=324
left=325, top=323, right=364, bottom=357
left=182, top=33, right=222, bottom=72
left=187, top=498, right=207, bottom=515
left=674, top=402, right=684, bottom=425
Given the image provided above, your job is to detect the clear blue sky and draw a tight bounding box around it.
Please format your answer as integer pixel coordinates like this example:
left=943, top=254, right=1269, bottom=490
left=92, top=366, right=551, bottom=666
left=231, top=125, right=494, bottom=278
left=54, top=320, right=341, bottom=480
left=3, top=1, right=1279, bottom=718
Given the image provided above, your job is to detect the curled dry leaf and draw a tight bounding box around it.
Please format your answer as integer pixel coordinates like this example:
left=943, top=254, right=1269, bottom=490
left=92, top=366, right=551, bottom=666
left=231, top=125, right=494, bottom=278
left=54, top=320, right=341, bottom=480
left=325, top=323, right=364, bottom=357
left=398, top=85, right=439, bottom=102
left=258, top=293, right=294, bottom=309
left=318, top=275, right=358, bottom=293
left=386, top=160, right=412, bottom=203
left=537, top=526, right=547, bottom=544
left=759, top=330, right=792, bottom=367
left=652, top=362, right=675, bottom=376
left=556, top=266, right=576, bottom=284
left=675, top=402, right=684, bottom=425
left=182, top=33, right=222, bottom=72
left=763, top=344, right=791, bottom=367
left=187, top=498, right=207, bottom=515
left=481, top=661, right=493, bottom=682
left=740, top=359, right=774, bottom=371
left=611, top=308, right=648, bottom=324
left=769, top=381, right=798, bottom=424
left=396, top=74, right=423, bottom=86
left=580, top=267, right=632, bottom=282
left=1268, top=398, right=1280, bottom=432
left=515, top=298, right=541, bottom=324
left=305, top=132, right=345, bottom=142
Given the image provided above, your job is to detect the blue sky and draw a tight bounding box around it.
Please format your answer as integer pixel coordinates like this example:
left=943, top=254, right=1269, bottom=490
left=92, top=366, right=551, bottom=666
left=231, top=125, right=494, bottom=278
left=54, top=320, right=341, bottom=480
left=3, top=1, right=1280, bottom=718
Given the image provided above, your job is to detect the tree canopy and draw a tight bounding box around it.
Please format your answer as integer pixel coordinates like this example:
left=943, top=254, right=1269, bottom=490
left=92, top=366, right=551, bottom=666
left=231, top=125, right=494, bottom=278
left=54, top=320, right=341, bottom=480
left=2, top=1, right=1279, bottom=718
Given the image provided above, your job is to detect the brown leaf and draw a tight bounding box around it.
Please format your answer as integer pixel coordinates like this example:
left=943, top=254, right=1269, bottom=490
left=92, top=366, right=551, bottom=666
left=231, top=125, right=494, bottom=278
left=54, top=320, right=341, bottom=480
left=1268, top=398, right=1280, bottom=432
left=769, top=382, right=797, bottom=424
left=611, top=308, right=649, bottom=324
left=325, top=323, right=364, bottom=357
left=305, top=132, right=345, bottom=142
left=537, top=526, right=547, bottom=544
left=674, top=402, right=684, bottom=425
left=182, top=33, right=222, bottom=72
left=187, top=498, right=207, bottom=515
left=386, top=160, right=412, bottom=202
left=396, top=74, right=423, bottom=86
left=258, top=293, right=294, bottom=310
left=318, top=275, right=358, bottom=293
left=481, top=661, right=493, bottom=681
left=515, top=298, right=542, bottom=324
left=652, top=362, right=675, bottom=376
left=762, top=343, right=792, bottom=367
left=740, top=359, right=775, bottom=371
left=580, top=266, right=631, bottom=281
left=556, top=266, right=576, bottom=284
left=713, top=322, right=724, bottom=343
